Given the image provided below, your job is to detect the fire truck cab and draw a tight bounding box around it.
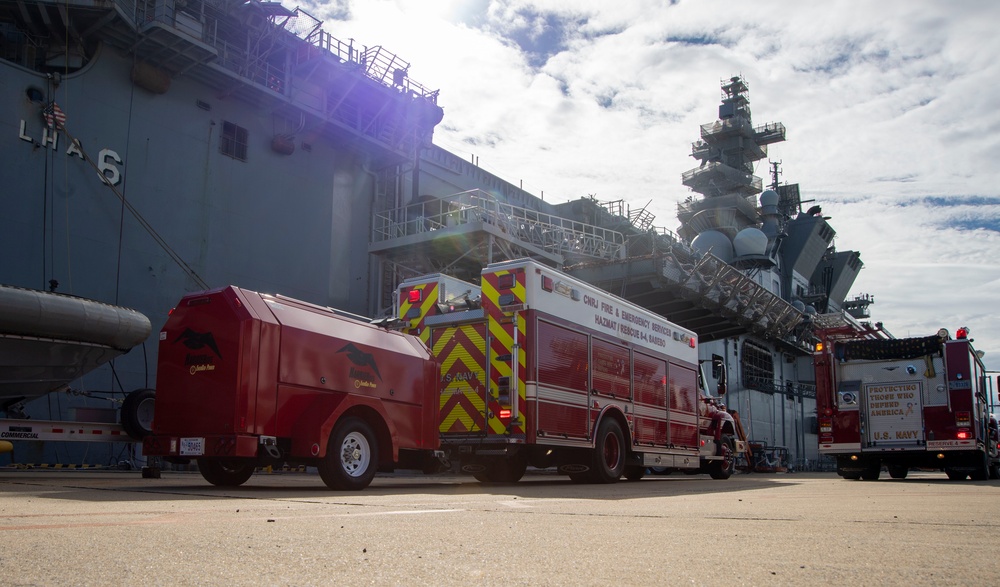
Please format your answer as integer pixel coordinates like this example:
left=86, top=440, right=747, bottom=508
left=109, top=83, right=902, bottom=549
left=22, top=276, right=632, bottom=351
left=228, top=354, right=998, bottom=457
left=397, top=259, right=743, bottom=483
left=815, top=327, right=999, bottom=480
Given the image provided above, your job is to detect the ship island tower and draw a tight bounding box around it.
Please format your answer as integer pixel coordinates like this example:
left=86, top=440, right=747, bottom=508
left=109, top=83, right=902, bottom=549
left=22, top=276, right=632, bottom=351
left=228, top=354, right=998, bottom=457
left=679, top=76, right=866, bottom=319
left=679, top=76, right=786, bottom=269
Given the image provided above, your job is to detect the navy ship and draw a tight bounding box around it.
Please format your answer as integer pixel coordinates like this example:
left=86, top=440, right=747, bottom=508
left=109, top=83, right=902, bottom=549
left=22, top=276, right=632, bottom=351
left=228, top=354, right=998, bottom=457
left=1, top=1, right=878, bottom=469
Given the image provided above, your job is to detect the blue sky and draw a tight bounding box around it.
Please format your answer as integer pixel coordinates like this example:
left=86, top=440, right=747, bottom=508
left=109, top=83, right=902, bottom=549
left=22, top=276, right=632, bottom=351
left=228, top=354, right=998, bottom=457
left=302, top=0, right=1000, bottom=371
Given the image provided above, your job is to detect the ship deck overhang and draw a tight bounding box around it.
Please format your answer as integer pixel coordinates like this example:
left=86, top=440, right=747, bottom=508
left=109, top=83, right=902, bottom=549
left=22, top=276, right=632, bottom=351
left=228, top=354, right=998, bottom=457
left=564, top=251, right=805, bottom=344
left=6, top=0, right=437, bottom=167
left=130, top=21, right=219, bottom=76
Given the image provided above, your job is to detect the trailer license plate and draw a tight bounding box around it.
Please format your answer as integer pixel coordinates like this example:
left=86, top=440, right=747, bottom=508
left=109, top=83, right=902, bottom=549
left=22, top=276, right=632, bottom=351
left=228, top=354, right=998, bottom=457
left=179, top=437, right=205, bottom=456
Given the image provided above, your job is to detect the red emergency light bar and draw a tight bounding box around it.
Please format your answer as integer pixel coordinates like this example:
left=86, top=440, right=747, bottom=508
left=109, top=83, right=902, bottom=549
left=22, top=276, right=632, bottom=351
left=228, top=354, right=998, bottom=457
left=408, top=289, right=422, bottom=303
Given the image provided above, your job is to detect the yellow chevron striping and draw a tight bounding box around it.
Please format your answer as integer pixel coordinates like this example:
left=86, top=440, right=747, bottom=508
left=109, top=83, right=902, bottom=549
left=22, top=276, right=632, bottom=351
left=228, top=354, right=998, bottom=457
left=440, top=397, right=482, bottom=432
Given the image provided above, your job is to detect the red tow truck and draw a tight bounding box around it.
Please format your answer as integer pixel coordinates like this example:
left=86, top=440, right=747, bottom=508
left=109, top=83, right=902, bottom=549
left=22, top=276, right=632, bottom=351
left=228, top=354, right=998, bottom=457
left=397, top=259, right=744, bottom=483
left=142, top=286, right=440, bottom=489
left=815, top=326, right=999, bottom=480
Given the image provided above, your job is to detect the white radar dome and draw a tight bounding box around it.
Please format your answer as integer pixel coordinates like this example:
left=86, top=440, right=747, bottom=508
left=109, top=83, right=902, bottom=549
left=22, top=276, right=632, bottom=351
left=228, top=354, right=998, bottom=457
left=733, top=227, right=768, bottom=257
left=691, top=230, right=734, bottom=263
left=760, top=190, right=779, bottom=207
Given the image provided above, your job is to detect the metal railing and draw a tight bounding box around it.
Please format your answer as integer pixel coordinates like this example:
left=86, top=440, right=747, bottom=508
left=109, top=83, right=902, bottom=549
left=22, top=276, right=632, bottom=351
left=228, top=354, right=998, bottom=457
left=681, top=162, right=762, bottom=194
left=700, top=117, right=753, bottom=140
left=372, top=190, right=626, bottom=261
left=123, top=0, right=437, bottom=102
left=294, top=27, right=438, bottom=102
left=753, top=121, right=786, bottom=145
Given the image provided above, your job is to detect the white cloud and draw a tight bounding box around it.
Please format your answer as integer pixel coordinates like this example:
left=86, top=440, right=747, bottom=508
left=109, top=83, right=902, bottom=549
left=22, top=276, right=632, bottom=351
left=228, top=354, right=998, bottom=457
left=302, top=0, right=1000, bottom=369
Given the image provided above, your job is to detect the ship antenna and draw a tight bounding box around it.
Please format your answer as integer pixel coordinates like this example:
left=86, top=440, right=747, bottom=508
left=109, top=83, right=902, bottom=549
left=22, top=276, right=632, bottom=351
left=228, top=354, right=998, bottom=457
left=769, top=160, right=782, bottom=191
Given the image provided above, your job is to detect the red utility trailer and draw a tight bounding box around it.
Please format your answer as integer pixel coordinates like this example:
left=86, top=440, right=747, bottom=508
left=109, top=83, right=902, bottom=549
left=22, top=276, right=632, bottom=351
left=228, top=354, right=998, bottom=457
left=143, top=286, right=440, bottom=490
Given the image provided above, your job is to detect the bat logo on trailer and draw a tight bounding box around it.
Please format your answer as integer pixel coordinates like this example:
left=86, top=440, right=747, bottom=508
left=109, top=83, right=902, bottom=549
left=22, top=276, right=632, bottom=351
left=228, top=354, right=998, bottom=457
left=174, top=328, right=222, bottom=375
left=174, top=328, right=223, bottom=359
left=338, top=343, right=382, bottom=388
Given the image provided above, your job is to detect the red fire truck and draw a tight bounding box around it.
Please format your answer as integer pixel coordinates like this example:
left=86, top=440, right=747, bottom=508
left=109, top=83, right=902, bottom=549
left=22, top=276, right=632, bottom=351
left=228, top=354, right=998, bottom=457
left=397, top=259, right=743, bottom=483
left=815, top=327, right=1000, bottom=480
left=142, top=286, right=440, bottom=490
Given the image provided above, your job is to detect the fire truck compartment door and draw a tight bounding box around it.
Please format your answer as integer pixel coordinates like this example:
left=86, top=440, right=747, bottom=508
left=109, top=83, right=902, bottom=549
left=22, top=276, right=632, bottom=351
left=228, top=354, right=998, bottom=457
left=837, top=358, right=932, bottom=450
left=862, top=378, right=925, bottom=449
left=434, top=323, right=488, bottom=435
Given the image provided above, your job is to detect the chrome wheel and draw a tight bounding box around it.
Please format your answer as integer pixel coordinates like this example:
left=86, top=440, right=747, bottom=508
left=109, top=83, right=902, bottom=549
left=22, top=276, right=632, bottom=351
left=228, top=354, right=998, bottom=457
left=340, top=431, right=372, bottom=477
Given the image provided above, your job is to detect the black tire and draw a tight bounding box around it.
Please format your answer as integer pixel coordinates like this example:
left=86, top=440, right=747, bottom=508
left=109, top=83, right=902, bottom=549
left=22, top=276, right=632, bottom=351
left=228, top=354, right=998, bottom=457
left=970, top=450, right=989, bottom=481
left=990, top=441, right=1000, bottom=479
left=197, top=458, right=255, bottom=487
left=860, top=461, right=881, bottom=481
left=887, top=465, right=908, bottom=479
left=121, top=388, right=156, bottom=440
left=837, top=457, right=862, bottom=480
left=945, top=468, right=967, bottom=480
left=589, top=418, right=625, bottom=483
left=624, top=466, right=645, bottom=481
left=479, top=453, right=528, bottom=484
left=709, top=434, right=737, bottom=480
left=422, top=454, right=447, bottom=475
left=318, top=417, right=379, bottom=490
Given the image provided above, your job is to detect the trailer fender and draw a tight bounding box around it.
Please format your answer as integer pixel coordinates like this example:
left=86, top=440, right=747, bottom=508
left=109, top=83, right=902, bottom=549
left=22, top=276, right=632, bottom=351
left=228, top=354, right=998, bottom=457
left=290, top=395, right=399, bottom=462
left=318, top=395, right=399, bottom=463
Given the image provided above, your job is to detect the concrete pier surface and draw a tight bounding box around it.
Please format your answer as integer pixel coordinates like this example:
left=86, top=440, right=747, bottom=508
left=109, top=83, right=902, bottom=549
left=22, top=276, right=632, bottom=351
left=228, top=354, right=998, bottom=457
left=1, top=470, right=997, bottom=586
